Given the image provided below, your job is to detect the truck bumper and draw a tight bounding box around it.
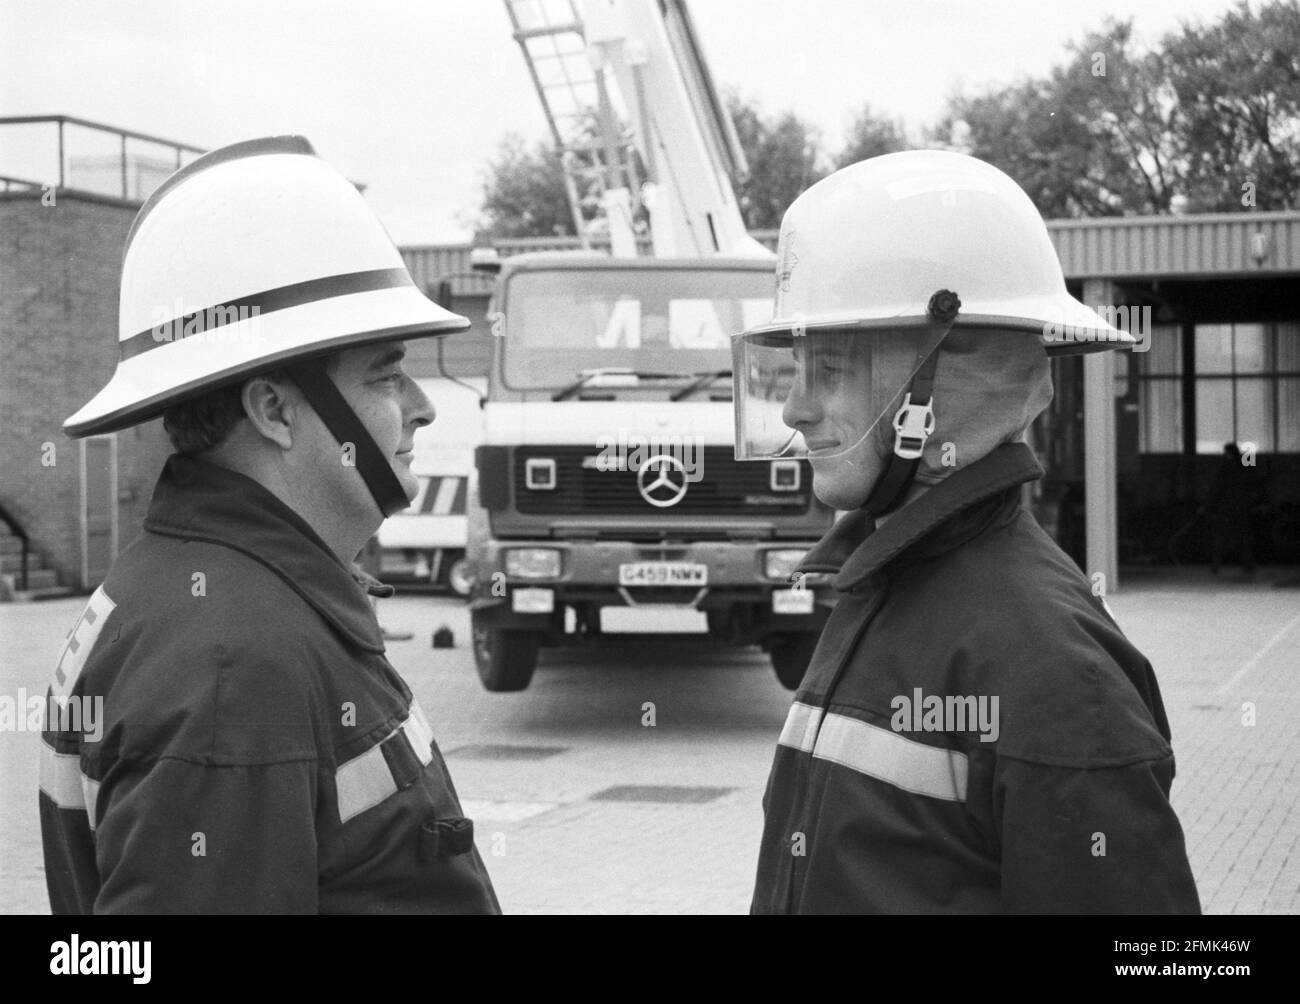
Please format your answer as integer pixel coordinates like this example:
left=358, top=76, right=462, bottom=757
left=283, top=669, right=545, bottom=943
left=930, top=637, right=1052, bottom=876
left=469, top=539, right=833, bottom=640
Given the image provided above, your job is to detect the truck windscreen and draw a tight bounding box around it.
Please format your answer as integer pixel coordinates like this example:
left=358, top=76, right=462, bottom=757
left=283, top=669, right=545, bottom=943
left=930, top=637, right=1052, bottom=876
left=501, top=268, right=774, bottom=390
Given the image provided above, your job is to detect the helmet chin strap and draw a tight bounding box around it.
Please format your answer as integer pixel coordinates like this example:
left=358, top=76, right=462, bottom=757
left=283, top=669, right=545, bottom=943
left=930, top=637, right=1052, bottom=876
left=860, top=291, right=960, bottom=519
left=287, top=357, right=411, bottom=519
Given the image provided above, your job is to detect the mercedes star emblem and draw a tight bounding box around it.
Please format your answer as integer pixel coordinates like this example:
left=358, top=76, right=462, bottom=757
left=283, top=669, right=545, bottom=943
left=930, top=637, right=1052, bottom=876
left=637, top=454, right=689, bottom=508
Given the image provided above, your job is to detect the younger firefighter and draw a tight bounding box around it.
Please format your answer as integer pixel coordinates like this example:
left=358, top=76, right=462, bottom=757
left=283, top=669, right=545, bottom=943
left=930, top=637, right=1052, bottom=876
left=734, top=150, right=1201, bottom=914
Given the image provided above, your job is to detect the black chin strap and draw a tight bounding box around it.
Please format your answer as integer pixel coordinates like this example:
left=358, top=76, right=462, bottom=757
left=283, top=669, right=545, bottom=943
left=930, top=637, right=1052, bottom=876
left=288, top=357, right=411, bottom=518
left=860, top=290, right=960, bottom=520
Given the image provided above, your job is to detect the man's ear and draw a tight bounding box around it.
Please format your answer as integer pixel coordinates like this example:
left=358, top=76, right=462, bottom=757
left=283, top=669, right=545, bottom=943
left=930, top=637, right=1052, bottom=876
left=241, top=374, right=298, bottom=450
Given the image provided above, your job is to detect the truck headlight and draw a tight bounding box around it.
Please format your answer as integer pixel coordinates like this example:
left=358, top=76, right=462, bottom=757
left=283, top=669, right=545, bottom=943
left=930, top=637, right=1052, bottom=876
left=525, top=458, right=556, bottom=490
left=764, top=549, right=807, bottom=581
left=505, top=548, right=562, bottom=579
left=770, top=460, right=801, bottom=491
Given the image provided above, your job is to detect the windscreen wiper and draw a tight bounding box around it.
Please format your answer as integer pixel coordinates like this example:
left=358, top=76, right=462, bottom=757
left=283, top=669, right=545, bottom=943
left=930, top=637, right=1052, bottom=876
left=669, top=369, right=732, bottom=401
left=551, top=367, right=679, bottom=402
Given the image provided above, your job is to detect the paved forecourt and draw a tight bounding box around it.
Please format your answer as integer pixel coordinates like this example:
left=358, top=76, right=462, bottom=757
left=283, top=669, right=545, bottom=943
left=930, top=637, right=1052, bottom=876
left=1, top=571, right=1296, bottom=914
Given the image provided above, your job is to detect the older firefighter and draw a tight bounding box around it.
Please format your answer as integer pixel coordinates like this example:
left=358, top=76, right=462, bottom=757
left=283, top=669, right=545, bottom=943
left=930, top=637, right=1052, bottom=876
left=735, top=151, right=1200, bottom=914
left=41, top=137, right=499, bottom=914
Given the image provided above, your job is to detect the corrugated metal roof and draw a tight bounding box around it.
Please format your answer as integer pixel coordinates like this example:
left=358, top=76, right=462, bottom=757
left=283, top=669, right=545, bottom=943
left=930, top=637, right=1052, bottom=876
left=1047, top=211, right=1300, bottom=279
left=399, top=243, right=494, bottom=297
left=400, top=212, right=1300, bottom=291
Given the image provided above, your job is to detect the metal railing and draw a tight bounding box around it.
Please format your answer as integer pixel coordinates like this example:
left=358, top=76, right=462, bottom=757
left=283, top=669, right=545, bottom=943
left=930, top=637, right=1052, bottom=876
left=0, top=115, right=205, bottom=200
left=0, top=501, right=30, bottom=591
left=0, top=173, right=44, bottom=192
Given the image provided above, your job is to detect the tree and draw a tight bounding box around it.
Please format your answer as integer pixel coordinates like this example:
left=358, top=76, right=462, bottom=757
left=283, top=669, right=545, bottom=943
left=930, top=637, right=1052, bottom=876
left=940, top=4, right=1300, bottom=217
left=940, top=74, right=1117, bottom=217
left=1066, top=21, right=1184, bottom=214
left=942, top=19, right=1180, bottom=217
left=728, top=94, right=827, bottom=229
left=1164, top=0, right=1300, bottom=211
left=477, top=96, right=826, bottom=237
left=475, top=133, right=574, bottom=240
left=836, top=104, right=910, bottom=168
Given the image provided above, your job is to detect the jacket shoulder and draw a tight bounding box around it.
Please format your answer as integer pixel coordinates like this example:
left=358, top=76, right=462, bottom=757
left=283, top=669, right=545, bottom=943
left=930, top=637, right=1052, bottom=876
left=83, top=536, right=326, bottom=767
left=911, top=511, right=1173, bottom=766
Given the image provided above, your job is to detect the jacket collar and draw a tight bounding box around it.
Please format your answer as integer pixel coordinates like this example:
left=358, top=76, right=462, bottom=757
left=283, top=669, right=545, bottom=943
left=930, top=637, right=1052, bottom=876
left=800, top=442, right=1043, bottom=591
left=144, top=454, right=386, bottom=653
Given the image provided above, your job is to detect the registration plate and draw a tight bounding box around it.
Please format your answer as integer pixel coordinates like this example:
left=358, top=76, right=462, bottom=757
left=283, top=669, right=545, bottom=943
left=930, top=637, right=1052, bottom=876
left=772, top=588, right=814, bottom=615
left=618, top=562, right=708, bottom=587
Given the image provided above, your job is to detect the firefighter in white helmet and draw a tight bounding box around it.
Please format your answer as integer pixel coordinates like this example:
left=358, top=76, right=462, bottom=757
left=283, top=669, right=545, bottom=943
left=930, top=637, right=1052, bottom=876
left=736, top=151, right=1199, bottom=913
left=41, top=137, right=499, bottom=914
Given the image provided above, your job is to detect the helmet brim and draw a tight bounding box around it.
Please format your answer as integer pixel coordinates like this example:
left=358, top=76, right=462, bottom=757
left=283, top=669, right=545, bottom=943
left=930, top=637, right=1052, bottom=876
left=737, top=292, right=1136, bottom=356
left=63, top=285, right=468, bottom=437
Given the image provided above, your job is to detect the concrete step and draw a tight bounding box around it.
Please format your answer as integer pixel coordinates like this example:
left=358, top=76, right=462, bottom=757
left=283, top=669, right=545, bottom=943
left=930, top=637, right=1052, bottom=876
left=0, top=553, right=43, bottom=573
left=8, top=584, right=78, bottom=602
left=1, top=568, right=58, bottom=591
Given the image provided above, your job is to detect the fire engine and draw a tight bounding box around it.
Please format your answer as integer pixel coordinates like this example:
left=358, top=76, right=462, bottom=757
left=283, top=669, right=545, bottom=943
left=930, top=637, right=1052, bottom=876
left=467, top=0, right=835, bottom=691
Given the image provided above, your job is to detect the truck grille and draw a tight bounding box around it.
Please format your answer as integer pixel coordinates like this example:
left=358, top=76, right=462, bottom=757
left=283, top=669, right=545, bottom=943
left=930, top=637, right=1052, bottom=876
left=513, top=447, right=812, bottom=517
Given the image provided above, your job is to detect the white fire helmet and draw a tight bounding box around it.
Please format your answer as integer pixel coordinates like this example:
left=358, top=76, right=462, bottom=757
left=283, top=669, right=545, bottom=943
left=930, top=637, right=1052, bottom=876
left=63, top=135, right=468, bottom=515
left=732, top=150, right=1133, bottom=465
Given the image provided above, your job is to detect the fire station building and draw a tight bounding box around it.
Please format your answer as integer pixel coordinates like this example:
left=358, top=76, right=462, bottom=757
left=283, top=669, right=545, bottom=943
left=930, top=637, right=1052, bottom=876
left=2, top=117, right=1297, bottom=597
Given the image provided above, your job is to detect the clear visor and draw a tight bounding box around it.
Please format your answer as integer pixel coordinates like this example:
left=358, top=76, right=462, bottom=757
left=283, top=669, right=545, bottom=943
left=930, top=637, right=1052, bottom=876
left=731, top=323, right=948, bottom=460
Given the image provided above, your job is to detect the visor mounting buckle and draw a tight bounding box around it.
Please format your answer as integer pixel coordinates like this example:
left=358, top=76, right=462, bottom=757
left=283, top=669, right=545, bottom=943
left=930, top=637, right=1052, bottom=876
left=892, top=394, right=935, bottom=461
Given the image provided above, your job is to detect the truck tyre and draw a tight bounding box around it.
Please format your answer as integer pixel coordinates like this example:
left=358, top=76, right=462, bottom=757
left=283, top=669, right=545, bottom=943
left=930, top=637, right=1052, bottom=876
left=472, top=615, right=540, bottom=692
left=446, top=555, right=474, bottom=598
left=769, top=632, right=818, bottom=691
left=705, top=608, right=733, bottom=641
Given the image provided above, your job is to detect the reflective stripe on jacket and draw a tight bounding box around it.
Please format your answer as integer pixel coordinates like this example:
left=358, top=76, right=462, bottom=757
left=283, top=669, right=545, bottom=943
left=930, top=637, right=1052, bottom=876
left=752, top=443, right=1201, bottom=914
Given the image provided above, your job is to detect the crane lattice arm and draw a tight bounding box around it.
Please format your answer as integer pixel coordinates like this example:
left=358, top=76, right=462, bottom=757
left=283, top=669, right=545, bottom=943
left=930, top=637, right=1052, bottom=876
left=503, top=0, right=771, bottom=259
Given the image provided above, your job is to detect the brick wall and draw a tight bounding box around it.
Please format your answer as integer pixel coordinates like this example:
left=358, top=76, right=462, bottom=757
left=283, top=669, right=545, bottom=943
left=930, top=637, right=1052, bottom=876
left=0, top=195, right=500, bottom=592
left=0, top=190, right=171, bottom=590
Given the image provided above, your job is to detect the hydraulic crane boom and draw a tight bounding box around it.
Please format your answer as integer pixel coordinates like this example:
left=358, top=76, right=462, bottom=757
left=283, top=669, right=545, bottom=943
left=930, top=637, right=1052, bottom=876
left=471, top=3, right=824, bottom=696
left=503, top=0, right=771, bottom=259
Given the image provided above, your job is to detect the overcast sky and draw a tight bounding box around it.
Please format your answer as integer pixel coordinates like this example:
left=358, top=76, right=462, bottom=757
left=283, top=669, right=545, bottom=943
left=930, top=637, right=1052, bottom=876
left=1, top=0, right=1249, bottom=244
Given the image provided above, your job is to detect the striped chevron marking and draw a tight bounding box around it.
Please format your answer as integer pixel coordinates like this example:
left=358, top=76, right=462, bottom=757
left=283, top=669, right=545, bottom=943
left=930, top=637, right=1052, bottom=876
left=402, top=476, right=466, bottom=516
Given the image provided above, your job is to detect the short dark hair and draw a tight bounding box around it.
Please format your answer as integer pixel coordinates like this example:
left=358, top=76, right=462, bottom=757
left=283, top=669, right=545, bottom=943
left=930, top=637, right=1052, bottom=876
left=162, top=356, right=338, bottom=456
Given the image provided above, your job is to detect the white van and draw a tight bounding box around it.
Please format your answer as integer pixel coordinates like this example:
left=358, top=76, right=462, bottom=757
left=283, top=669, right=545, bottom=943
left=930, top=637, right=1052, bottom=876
left=377, top=377, right=485, bottom=595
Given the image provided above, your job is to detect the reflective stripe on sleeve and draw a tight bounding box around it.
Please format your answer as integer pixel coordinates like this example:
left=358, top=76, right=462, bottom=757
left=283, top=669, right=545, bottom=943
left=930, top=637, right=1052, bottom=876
left=777, top=703, right=969, bottom=802
left=335, top=703, right=434, bottom=823
left=335, top=740, right=398, bottom=824
left=402, top=700, right=434, bottom=767
left=39, top=741, right=101, bottom=829
left=778, top=701, right=823, bottom=752
left=82, top=776, right=101, bottom=831
left=812, top=713, right=968, bottom=802
left=39, top=742, right=83, bottom=808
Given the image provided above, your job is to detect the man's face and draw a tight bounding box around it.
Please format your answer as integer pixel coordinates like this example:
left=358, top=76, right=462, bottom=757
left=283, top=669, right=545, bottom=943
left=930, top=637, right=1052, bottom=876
left=781, top=334, right=889, bottom=510
left=307, top=341, right=435, bottom=506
